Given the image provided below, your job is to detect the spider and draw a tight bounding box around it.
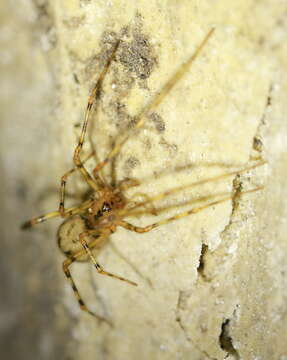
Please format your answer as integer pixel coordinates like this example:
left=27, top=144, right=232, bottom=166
left=21, top=28, right=264, bottom=323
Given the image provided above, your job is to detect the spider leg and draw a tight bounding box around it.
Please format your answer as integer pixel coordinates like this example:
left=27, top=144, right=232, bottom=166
left=119, top=186, right=263, bottom=233
left=73, top=41, right=120, bottom=190
left=79, top=230, right=138, bottom=286
left=128, top=191, right=231, bottom=218
left=128, top=192, right=158, bottom=216
left=88, top=114, right=107, bottom=185
left=92, top=29, right=215, bottom=175
left=120, top=160, right=266, bottom=217
left=63, top=251, right=112, bottom=325
left=110, top=141, right=118, bottom=187
left=118, top=178, right=141, bottom=191
left=59, top=151, right=96, bottom=217
left=21, top=199, right=93, bottom=229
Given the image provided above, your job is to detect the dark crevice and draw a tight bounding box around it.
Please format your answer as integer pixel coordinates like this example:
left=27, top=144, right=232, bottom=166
left=231, top=175, right=244, bottom=214
left=219, top=319, right=240, bottom=359
left=252, top=82, right=273, bottom=157
left=197, top=177, right=243, bottom=283
left=253, top=136, right=263, bottom=153
left=258, top=83, right=273, bottom=127
left=197, top=243, right=209, bottom=280
left=219, top=174, right=243, bottom=241
left=31, top=0, right=54, bottom=34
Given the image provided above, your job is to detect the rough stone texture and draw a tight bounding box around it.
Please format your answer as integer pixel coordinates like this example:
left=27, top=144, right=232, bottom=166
left=1, top=1, right=287, bottom=359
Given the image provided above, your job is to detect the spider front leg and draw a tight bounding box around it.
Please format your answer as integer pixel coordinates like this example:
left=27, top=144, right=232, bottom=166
left=119, top=186, right=263, bottom=234
left=92, top=29, right=214, bottom=176
left=117, top=177, right=141, bottom=191
left=62, top=228, right=136, bottom=322
left=62, top=257, right=108, bottom=323
left=79, top=229, right=138, bottom=286
left=63, top=259, right=115, bottom=326
left=26, top=43, right=120, bottom=223
left=59, top=151, right=97, bottom=217
left=73, top=41, right=120, bottom=191
left=62, top=230, right=113, bottom=324
left=21, top=199, right=93, bottom=229
left=128, top=192, right=158, bottom=216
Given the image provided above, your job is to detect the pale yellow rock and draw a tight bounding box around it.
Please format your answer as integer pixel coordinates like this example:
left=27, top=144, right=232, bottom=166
left=1, top=0, right=287, bottom=359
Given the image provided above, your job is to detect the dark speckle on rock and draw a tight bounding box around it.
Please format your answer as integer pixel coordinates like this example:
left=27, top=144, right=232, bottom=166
left=125, top=156, right=140, bottom=169
left=118, top=33, right=157, bottom=80
left=16, top=181, right=28, bottom=201
left=149, top=112, right=166, bottom=133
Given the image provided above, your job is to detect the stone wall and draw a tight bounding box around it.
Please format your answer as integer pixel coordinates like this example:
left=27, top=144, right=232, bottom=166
left=1, top=1, right=287, bottom=359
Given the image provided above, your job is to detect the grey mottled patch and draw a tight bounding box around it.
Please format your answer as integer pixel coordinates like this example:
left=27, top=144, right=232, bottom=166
left=159, top=137, right=178, bottom=157
left=253, top=136, right=263, bottom=152
left=62, top=15, right=86, bottom=29
left=107, top=101, right=135, bottom=130
left=118, top=16, right=157, bottom=81
left=73, top=73, right=80, bottom=84
left=16, top=180, right=28, bottom=201
left=149, top=112, right=166, bottom=133
left=81, top=13, right=158, bottom=133
left=31, top=0, right=57, bottom=49
left=125, top=156, right=140, bottom=169
left=84, top=30, right=119, bottom=81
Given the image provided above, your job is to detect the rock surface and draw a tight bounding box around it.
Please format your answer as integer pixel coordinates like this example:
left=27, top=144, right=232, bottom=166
left=1, top=1, right=287, bottom=359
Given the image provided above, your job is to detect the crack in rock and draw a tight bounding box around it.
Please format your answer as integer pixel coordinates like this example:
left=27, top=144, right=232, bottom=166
left=219, top=319, right=240, bottom=360
left=197, top=243, right=210, bottom=281
left=253, top=82, right=273, bottom=155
